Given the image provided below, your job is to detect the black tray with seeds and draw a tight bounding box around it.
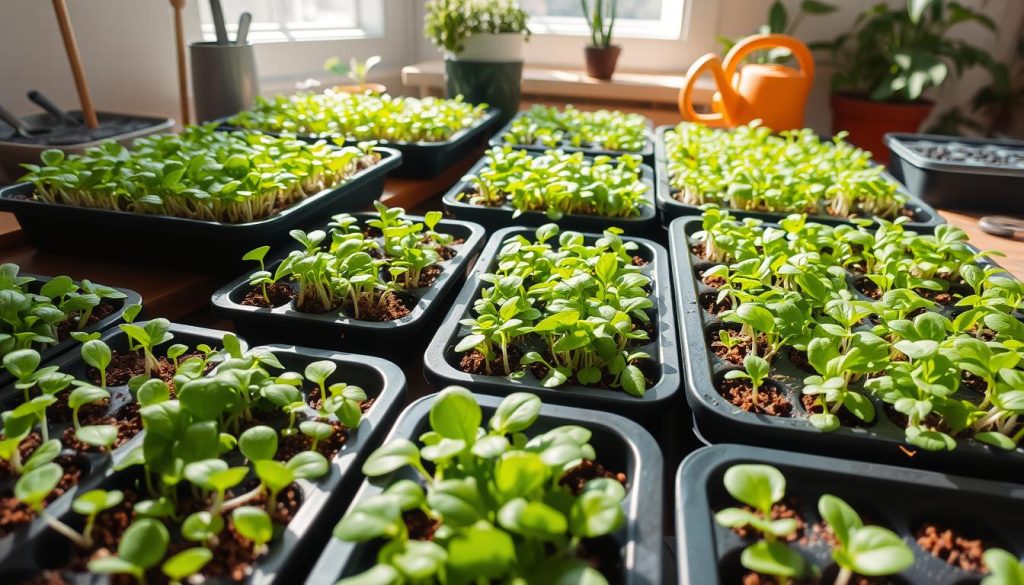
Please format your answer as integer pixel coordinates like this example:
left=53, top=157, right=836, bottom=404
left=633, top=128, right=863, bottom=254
left=489, top=110, right=656, bottom=163
left=0, top=341, right=408, bottom=585
left=424, top=226, right=682, bottom=424
left=654, top=126, right=945, bottom=232
left=668, top=215, right=1024, bottom=482
left=211, top=213, right=487, bottom=351
left=441, top=152, right=660, bottom=236
left=308, top=391, right=665, bottom=585
left=219, top=108, right=501, bottom=179
left=677, top=444, right=1024, bottom=585
left=0, top=148, right=402, bottom=270
left=886, top=132, right=1024, bottom=213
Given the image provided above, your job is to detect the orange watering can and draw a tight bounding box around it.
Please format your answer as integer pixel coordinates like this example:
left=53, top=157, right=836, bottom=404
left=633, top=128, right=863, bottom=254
left=679, top=34, right=814, bottom=132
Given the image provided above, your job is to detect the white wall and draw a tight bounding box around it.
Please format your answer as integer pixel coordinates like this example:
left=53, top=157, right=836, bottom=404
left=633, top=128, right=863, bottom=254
left=1, top=0, right=1021, bottom=134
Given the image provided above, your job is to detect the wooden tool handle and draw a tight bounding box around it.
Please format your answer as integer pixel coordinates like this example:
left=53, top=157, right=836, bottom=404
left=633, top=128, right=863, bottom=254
left=51, top=0, right=99, bottom=129
left=170, top=0, right=191, bottom=125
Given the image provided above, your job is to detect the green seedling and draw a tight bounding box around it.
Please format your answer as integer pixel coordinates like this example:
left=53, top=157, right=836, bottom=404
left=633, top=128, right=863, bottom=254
left=88, top=518, right=169, bottom=585
left=818, top=494, right=913, bottom=584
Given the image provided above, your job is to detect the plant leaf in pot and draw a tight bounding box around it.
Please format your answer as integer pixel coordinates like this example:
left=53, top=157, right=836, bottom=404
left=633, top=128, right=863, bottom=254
left=814, top=0, right=997, bottom=162
left=582, top=0, right=621, bottom=80
left=425, top=0, right=531, bottom=124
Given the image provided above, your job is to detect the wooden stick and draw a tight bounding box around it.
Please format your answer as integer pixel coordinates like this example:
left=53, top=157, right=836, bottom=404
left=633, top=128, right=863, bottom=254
left=170, top=0, right=191, bottom=125
left=51, top=0, right=99, bottom=129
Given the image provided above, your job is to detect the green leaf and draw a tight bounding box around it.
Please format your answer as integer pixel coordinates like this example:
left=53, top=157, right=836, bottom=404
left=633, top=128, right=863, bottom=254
left=490, top=392, right=541, bottom=434
left=362, top=438, right=420, bottom=476
left=427, top=478, right=485, bottom=527
left=494, top=451, right=547, bottom=499
left=304, top=360, right=337, bottom=386
left=334, top=496, right=403, bottom=541
left=768, top=0, right=788, bottom=33
left=239, top=425, right=278, bottom=461
left=73, top=489, right=124, bottom=516
left=335, top=565, right=401, bottom=585
left=801, top=0, right=837, bottom=14
left=14, top=462, right=62, bottom=509
left=448, top=522, right=515, bottom=580
left=76, top=424, right=118, bottom=447
left=182, top=511, right=225, bottom=542
left=287, top=450, right=330, bottom=480
left=842, top=525, right=914, bottom=576
left=429, top=386, right=481, bottom=443
left=570, top=489, right=625, bottom=537
left=232, top=506, right=273, bottom=545
left=741, top=540, right=809, bottom=578
left=162, top=547, right=213, bottom=581
left=908, top=0, right=935, bottom=24
left=119, top=518, right=170, bottom=569
left=817, top=494, right=862, bottom=548
left=254, top=459, right=295, bottom=493
left=497, top=498, right=568, bottom=540
left=620, top=365, right=646, bottom=397
left=723, top=464, right=786, bottom=515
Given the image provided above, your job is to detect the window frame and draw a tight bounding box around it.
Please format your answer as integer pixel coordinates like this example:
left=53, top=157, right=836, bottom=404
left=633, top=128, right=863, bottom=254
left=527, top=1, right=687, bottom=41
left=197, top=0, right=383, bottom=44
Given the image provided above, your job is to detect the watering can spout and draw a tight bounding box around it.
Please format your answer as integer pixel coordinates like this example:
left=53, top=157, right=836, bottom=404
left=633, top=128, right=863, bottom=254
left=678, top=33, right=815, bottom=131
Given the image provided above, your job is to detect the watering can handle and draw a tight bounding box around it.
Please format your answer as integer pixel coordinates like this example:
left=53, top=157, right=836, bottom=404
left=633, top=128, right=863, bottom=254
left=678, top=53, right=733, bottom=125
left=722, top=33, right=815, bottom=83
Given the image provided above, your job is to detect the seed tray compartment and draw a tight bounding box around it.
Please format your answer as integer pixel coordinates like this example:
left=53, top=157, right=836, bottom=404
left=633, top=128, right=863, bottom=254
left=489, top=110, right=656, bottom=163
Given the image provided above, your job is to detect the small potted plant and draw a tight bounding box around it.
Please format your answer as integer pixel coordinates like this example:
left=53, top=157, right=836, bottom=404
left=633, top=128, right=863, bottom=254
left=323, top=55, right=386, bottom=95
left=815, top=0, right=997, bottom=162
left=424, top=0, right=531, bottom=123
left=582, top=0, right=620, bottom=80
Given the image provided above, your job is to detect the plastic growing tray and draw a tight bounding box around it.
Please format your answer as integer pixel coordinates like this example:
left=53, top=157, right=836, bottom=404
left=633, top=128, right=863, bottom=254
left=0, top=343, right=407, bottom=585
left=886, top=132, right=1024, bottom=213
left=211, top=213, right=486, bottom=351
left=0, top=147, right=401, bottom=270
left=424, top=226, right=681, bottom=423
left=220, top=108, right=500, bottom=179
left=442, top=153, right=660, bottom=236
left=307, top=391, right=664, bottom=585
left=0, top=274, right=141, bottom=389
left=677, top=444, right=1024, bottom=585
left=0, top=322, right=235, bottom=569
left=489, top=110, right=655, bottom=163
left=668, top=215, right=1024, bottom=482
left=654, top=126, right=945, bottom=232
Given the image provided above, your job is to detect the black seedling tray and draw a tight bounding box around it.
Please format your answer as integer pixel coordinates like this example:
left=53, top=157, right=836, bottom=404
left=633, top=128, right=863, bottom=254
left=0, top=343, right=408, bottom=585
left=0, top=274, right=140, bottom=389
left=0, top=322, right=235, bottom=569
left=220, top=108, right=500, bottom=179
left=424, top=226, right=681, bottom=424
left=677, top=444, right=1024, bottom=585
left=442, top=152, right=659, bottom=237
left=0, top=148, right=401, bottom=270
left=308, top=391, right=664, bottom=585
left=489, top=110, right=655, bottom=163
left=211, top=213, right=486, bottom=351
left=669, top=215, right=1024, bottom=482
left=886, top=132, right=1024, bottom=213
left=654, top=126, right=945, bottom=232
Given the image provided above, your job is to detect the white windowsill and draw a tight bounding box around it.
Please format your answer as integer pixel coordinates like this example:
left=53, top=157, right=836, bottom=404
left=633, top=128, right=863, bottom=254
left=401, top=60, right=713, bottom=107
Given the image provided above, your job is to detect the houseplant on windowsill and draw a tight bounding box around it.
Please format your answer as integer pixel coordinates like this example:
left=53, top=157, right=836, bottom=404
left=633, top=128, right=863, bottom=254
left=324, top=55, right=386, bottom=95
left=582, top=0, right=619, bottom=80
left=815, top=0, right=997, bottom=163
left=424, top=0, right=530, bottom=124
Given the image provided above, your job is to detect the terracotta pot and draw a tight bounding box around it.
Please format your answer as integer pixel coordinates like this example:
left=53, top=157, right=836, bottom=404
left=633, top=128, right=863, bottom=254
left=330, top=83, right=387, bottom=96
left=830, top=92, right=933, bottom=163
left=585, top=45, right=621, bottom=80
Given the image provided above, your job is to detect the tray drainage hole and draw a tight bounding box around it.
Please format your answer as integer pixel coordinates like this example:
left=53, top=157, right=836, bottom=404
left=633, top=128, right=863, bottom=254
left=715, top=369, right=793, bottom=418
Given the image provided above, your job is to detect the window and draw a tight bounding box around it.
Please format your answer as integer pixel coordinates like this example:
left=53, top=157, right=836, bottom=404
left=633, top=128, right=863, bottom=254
left=521, top=0, right=684, bottom=40
left=199, top=0, right=381, bottom=43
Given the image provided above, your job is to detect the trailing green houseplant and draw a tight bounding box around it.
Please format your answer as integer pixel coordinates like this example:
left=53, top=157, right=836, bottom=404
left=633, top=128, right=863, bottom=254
left=333, top=386, right=628, bottom=584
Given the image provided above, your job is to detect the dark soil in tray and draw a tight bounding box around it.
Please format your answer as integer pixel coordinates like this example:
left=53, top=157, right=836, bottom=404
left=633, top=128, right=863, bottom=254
left=907, top=141, right=1024, bottom=168
left=54, top=303, right=115, bottom=342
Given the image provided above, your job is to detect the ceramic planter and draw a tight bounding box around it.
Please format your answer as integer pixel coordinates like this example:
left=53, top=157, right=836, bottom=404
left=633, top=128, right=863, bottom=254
left=307, top=391, right=664, bottom=585
left=669, top=215, right=1024, bottom=482
left=654, top=126, right=945, bottom=232
left=211, top=213, right=486, bottom=353
left=886, top=132, right=1024, bottom=213
left=830, top=93, right=934, bottom=165
left=677, top=444, right=1024, bottom=585
left=0, top=148, right=401, bottom=270
left=0, top=343, right=407, bottom=585
left=585, top=45, right=622, bottom=80
left=424, top=226, right=681, bottom=424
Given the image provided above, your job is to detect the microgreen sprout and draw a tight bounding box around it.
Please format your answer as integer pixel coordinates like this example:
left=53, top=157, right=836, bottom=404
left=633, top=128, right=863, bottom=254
left=818, top=494, right=913, bottom=584
left=505, top=104, right=649, bottom=153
